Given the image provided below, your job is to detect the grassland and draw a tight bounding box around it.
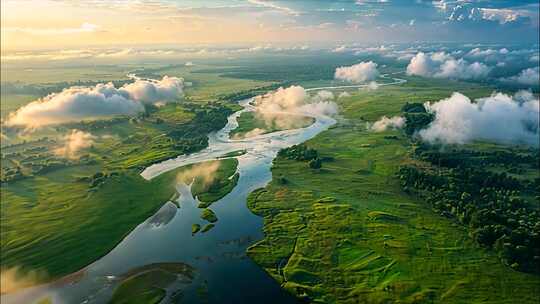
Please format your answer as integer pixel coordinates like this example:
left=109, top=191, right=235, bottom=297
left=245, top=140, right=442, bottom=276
left=1, top=54, right=536, bottom=302
left=125, top=63, right=274, bottom=103
left=109, top=262, right=196, bottom=304
left=1, top=151, right=238, bottom=284
left=0, top=58, right=271, bottom=287
left=246, top=80, right=540, bottom=303
left=1, top=59, right=265, bottom=285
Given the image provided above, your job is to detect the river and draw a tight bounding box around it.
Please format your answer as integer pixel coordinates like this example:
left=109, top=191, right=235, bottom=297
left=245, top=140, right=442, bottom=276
left=2, top=75, right=406, bottom=304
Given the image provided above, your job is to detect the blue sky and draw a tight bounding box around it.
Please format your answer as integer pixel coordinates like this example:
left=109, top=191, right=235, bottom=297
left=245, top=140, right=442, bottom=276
left=158, top=0, right=540, bottom=43
left=1, top=0, right=539, bottom=51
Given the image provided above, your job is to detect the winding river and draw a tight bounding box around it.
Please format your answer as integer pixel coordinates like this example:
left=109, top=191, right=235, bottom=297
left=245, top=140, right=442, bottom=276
left=2, top=75, right=406, bottom=304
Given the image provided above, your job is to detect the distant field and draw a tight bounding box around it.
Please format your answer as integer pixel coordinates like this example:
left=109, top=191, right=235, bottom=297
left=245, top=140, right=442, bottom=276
left=1, top=65, right=129, bottom=84
left=130, top=64, right=274, bottom=102
left=0, top=62, right=273, bottom=108
left=247, top=81, right=540, bottom=303
left=0, top=94, right=38, bottom=119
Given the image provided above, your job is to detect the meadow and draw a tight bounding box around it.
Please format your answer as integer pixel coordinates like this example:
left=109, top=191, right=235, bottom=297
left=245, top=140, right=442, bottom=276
left=1, top=53, right=538, bottom=301
left=1, top=157, right=238, bottom=281
left=0, top=60, right=257, bottom=283
left=246, top=80, right=540, bottom=303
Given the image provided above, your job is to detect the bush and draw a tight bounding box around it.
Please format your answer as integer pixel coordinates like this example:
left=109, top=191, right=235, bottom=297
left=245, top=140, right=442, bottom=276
left=309, top=158, right=322, bottom=169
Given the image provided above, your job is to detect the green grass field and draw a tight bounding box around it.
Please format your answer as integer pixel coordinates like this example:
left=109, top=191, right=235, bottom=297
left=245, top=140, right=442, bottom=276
left=246, top=81, right=540, bottom=303
left=1, top=55, right=537, bottom=302
left=0, top=60, right=251, bottom=285
left=0, top=158, right=238, bottom=283
left=109, top=262, right=195, bottom=304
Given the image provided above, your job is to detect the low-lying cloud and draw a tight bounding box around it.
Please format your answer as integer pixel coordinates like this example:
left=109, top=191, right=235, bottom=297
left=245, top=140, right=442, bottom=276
left=54, top=130, right=95, bottom=159
left=500, top=67, right=540, bottom=86
left=253, top=86, right=338, bottom=129
left=407, top=52, right=491, bottom=80
left=369, top=116, right=405, bottom=132
left=1, top=267, right=48, bottom=294
left=5, top=76, right=184, bottom=128
left=338, top=91, right=351, bottom=99
left=419, top=91, right=539, bottom=146
left=176, top=161, right=221, bottom=188
left=335, top=61, right=379, bottom=83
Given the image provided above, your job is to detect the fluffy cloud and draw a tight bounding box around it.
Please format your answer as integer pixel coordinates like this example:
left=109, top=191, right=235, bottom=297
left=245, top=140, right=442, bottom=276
left=5, top=76, right=184, bottom=128
left=54, top=130, right=95, bottom=159
left=338, top=92, right=351, bottom=99
left=419, top=91, right=539, bottom=146
left=363, top=81, right=379, bottom=91
left=332, top=45, right=347, bottom=53
left=121, top=76, right=184, bottom=105
left=437, top=2, right=531, bottom=25
left=253, top=86, right=338, bottom=129
left=3, top=22, right=99, bottom=35
left=500, top=67, right=540, bottom=86
left=335, top=61, right=380, bottom=83
left=407, top=52, right=491, bottom=80
left=466, top=47, right=507, bottom=61
left=176, top=161, right=221, bottom=186
left=312, top=90, right=335, bottom=102
left=370, top=116, right=405, bottom=132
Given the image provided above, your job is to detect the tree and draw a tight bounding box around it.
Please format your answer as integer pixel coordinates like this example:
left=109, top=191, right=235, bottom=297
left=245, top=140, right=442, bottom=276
left=309, top=158, right=322, bottom=169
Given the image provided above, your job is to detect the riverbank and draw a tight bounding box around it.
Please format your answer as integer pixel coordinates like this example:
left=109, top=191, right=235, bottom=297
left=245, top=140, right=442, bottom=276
left=0, top=158, right=239, bottom=292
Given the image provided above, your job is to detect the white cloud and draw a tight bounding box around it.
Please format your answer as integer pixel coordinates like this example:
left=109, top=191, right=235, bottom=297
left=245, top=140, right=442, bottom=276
left=335, top=61, right=380, bottom=83
left=253, top=85, right=338, bottom=129
left=4, top=22, right=99, bottom=35
left=467, top=47, right=500, bottom=58
left=419, top=91, right=539, bottom=146
left=332, top=45, right=348, bottom=53
left=407, top=52, right=491, bottom=80
left=122, top=76, right=185, bottom=104
left=437, top=2, right=530, bottom=25
left=5, top=76, right=184, bottom=128
left=338, top=92, right=351, bottom=99
left=363, top=81, right=379, bottom=91
left=247, top=0, right=299, bottom=16
left=480, top=8, right=524, bottom=24
left=312, top=90, right=335, bottom=102
left=500, top=67, right=540, bottom=86
left=54, top=130, right=95, bottom=159
left=370, top=116, right=405, bottom=132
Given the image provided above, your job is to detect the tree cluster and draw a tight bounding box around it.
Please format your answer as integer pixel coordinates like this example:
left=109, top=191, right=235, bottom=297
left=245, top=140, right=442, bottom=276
left=399, top=148, right=540, bottom=274
left=401, top=102, right=434, bottom=136
left=278, top=144, right=322, bottom=169
left=166, top=106, right=233, bottom=155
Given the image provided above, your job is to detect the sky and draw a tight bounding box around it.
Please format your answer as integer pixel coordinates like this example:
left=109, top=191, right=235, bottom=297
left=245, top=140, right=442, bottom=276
left=1, top=0, right=539, bottom=51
